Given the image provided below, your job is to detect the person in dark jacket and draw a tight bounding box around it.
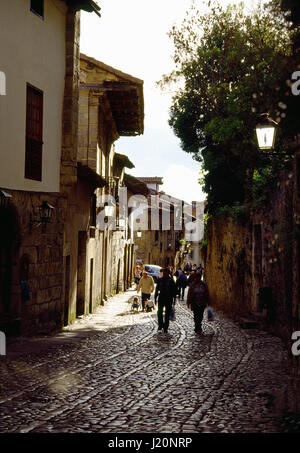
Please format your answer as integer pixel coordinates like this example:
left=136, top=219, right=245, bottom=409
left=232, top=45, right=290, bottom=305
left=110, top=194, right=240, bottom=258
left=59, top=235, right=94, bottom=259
left=155, top=268, right=177, bottom=333
left=176, top=271, right=188, bottom=300
left=186, top=268, right=210, bottom=334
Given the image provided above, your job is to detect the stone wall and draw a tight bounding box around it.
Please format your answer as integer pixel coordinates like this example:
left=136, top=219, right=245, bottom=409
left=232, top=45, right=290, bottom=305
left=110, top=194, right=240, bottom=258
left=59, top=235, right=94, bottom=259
left=1, top=190, right=65, bottom=335
left=204, top=168, right=294, bottom=339
left=292, top=150, right=300, bottom=414
left=60, top=9, right=81, bottom=192
left=204, top=166, right=299, bottom=412
left=204, top=217, right=252, bottom=319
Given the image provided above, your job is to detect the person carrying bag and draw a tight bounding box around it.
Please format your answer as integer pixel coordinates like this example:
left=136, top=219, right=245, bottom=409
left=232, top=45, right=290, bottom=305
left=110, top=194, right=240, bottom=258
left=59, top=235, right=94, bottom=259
left=186, top=268, right=210, bottom=334
left=155, top=268, right=177, bottom=333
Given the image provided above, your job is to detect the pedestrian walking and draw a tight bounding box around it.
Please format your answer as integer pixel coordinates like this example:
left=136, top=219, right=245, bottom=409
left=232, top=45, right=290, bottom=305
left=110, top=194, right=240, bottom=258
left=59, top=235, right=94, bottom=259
left=154, top=268, right=177, bottom=333
left=174, top=268, right=182, bottom=278
left=186, top=268, right=210, bottom=334
left=184, top=262, right=191, bottom=272
left=137, top=271, right=155, bottom=311
left=176, top=271, right=188, bottom=300
left=187, top=270, right=196, bottom=286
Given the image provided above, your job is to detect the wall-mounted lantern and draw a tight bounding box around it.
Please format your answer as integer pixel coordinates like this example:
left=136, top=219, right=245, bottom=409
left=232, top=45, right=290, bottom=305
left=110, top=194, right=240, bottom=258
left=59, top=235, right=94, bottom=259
left=104, top=202, right=115, bottom=217
left=255, top=113, right=278, bottom=150
left=137, top=230, right=142, bottom=238
left=0, top=189, right=12, bottom=208
left=30, top=201, right=54, bottom=233
left=118, top=218, right=125, bottom=228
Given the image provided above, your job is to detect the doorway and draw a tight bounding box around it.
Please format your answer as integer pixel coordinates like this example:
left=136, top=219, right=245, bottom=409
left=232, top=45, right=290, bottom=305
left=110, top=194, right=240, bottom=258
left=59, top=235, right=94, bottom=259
left=89, top=258, right=94, bottom=313
left=64, top=255, right=70, bottom=327
left=77, top=231, right=87, bottom=316
left=0, top=205, right=19, bottom=327
left=116, top=259, right=121, bottom=294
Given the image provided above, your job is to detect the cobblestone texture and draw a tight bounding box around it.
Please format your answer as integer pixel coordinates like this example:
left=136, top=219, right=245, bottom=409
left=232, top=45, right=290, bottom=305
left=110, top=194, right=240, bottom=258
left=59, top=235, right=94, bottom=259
left=0, top=289, right=293, bottom=433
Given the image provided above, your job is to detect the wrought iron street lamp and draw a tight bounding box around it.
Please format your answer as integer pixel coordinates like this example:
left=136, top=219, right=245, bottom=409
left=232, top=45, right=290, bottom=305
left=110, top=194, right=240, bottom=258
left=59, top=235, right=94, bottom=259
left=118, top=218, right=125, bottom=228
left=255, top=113, right=278, bottom=150
left=38, top=201, right=54, bottom=223
left=0, top=189, right=12, bottom=208
left=104, top=202, right=114, bottom=217
left=116, top=217, right=125, bottom=230
left=30, top=201, right=54, bottom=233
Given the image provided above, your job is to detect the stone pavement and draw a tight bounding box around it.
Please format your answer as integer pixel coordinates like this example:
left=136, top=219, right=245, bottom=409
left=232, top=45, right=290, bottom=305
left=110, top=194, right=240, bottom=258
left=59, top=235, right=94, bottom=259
left=0, top=288, right=293, bottom=433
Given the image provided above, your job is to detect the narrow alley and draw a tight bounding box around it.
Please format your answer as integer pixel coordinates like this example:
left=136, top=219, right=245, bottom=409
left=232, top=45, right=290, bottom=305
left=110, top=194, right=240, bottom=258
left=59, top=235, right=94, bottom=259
left=0, top=289, right=292, bottom=434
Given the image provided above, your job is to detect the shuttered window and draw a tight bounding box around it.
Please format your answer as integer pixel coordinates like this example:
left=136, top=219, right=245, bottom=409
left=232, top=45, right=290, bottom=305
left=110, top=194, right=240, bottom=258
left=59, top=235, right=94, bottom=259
left=25, top=84, right=43, bottom=181
left=90, top=194, right=96, bottom=227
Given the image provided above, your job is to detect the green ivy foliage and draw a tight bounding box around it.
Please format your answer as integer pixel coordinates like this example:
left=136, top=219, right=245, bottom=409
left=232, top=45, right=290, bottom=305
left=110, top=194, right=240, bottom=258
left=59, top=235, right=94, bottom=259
left=159, top=1, right=299, bottom=215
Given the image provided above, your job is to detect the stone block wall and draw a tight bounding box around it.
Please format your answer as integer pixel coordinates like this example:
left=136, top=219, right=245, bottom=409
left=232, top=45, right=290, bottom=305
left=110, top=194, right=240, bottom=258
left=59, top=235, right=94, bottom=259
left=4, top=190, right=65, bottom=335
left=60, top=9, right=81, bottom=193
left=204, top=216, right=252, bottom=319
left=205, top=168, right=294, bottom=336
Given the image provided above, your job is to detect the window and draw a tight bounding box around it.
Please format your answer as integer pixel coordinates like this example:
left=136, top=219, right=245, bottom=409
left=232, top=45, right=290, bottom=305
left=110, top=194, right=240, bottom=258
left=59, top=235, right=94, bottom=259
left=30, top=0, right=44, bottom=19
left=90, top=194, right=96, bottom=227
left=25, top=84, right=43, bottom=181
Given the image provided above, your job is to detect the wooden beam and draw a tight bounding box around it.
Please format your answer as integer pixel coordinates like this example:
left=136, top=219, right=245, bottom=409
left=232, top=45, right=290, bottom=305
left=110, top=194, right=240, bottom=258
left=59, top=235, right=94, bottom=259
left=80, top=82, right=135, bottom=92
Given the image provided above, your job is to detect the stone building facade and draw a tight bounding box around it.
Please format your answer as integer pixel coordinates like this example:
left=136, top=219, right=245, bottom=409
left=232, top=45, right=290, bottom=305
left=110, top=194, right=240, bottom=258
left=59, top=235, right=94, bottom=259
left=0, top=2, right=145, bottom=336
left=0, top=0, right=100, bottom=335
left=133, top=177, right=189, bottom=268
left=132, top=178, right=204, bottom=270
left=61, top=54, right=144, bottom=326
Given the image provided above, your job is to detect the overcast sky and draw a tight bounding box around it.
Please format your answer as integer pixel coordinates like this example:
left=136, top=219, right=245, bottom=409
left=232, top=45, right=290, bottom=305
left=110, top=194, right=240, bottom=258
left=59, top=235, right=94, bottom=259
left=80, top=0, right=266, bottom=203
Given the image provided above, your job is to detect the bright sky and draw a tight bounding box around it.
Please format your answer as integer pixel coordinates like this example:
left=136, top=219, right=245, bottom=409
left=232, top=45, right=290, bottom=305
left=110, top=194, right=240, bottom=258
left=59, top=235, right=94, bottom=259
left=80, top=0, right=266, bottom=203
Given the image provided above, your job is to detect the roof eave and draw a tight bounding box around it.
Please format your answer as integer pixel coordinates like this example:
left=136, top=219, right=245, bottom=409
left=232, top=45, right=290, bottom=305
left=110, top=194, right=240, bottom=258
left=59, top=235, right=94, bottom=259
left=66, top=1, right=101, bottom=16
left=80, top=54, right=144, bottom=136
left=77, top=163, right=107, bottom=189
left=114, top=153, right=135, bottom=169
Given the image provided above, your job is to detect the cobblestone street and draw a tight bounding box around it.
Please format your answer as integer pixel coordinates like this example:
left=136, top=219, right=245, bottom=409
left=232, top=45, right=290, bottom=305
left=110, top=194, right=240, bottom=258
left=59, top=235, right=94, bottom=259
left=0, top=289, right=293, bottom=434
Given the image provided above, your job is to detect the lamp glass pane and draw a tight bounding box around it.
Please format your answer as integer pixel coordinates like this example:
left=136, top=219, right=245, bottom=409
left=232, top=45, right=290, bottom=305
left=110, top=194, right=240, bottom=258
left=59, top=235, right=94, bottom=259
left=256, top=126, right=276, bottom=149
left=118, top=218, right=125, bottom=227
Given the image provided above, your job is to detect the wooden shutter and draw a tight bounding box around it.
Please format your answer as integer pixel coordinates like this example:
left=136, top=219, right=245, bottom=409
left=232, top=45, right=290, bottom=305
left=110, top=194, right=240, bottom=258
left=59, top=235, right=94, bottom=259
left=90, top=194, right=96, bottom=227
left=25, top=84, right=43, bottom=181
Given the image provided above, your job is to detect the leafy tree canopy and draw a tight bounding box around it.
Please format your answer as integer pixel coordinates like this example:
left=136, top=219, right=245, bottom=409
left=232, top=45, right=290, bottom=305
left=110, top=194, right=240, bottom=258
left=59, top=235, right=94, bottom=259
left=159, top=0, right=299, bottom=213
